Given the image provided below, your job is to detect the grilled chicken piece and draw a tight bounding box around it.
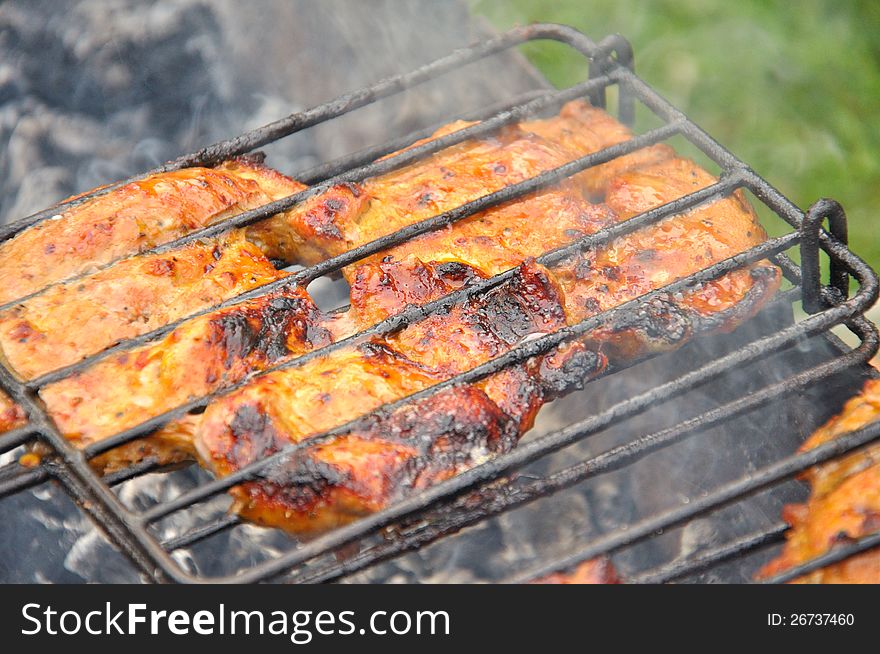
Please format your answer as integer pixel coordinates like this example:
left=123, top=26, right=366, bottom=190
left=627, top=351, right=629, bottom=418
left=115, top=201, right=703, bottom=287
left=253, top=119, right=582, bottom=268
left=254, top=101, right=671, bottom=270
left=40, top=286, right=332, bottom=460
left=246, top=182, right=370, bottom=265
left=0, top=233, right=285, bottom=380
left=177, top=258, right=603, bottom=535
left=757, top=378, right=880, bottom=583
left=0, top=156, right=304, bottom=305
left=558, top=156, right=780, bottom=358
left=531, top=558, right=621, bottom=584
left=0, top=391, right=25, bottom=432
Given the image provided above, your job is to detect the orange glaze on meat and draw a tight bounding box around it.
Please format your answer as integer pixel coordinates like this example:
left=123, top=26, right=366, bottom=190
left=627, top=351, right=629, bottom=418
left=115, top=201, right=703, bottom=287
left=0, top=157, right=304, bottom=305
left=263, top=120, right=587, bottom=270
left=531, top=558, right=621, bottom=584
left=522, top=100, right=674, bottom=199
left=757, top=378, right=880, bottom=583
left=0, top=233, right=285, bottom=380
left=557, top=156, right=780, bottom=358
left=246, top=182, right=371, bottom=265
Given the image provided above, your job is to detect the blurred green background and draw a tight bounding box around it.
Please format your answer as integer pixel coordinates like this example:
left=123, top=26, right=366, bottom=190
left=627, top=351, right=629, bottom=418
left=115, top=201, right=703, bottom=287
left=472, top=0, right=880, bottom=274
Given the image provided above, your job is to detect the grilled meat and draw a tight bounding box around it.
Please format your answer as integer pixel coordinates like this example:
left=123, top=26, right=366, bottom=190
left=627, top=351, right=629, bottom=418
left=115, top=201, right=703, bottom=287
left=246, top=182, right=370, bottom=264
left=0, top=233, right=285, bottom=380
left=295, top=100, right=780, bottom=360
left=40, top=285, right=331, bottom=457
left=0, top=157, right=304, bottom=305
left=531, top=558, right=621, bottom=584
left=177, top=258, right=602, bottom=535
left=12, top=100, right=780, bottom=538
left=757, top=378, right=880, bottom=583
left=560, top=155, right=780, bottom=358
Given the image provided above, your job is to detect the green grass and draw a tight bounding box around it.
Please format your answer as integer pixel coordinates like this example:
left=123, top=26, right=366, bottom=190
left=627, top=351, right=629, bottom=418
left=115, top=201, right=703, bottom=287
left=472, top=0, right=880, bottom=270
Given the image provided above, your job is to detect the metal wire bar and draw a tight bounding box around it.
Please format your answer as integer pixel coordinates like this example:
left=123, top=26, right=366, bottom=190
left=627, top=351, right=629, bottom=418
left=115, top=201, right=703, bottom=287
left=0, top=461, right=48, bottom=496
left=294, top=89, right=554, bottom=184
left=760, top=529, right=880, bottom=584
left=161, top=515, right=241, bottom=552
left=0, top=425, right=36, bottom=454
left=801, top=198, right=850, bottom=312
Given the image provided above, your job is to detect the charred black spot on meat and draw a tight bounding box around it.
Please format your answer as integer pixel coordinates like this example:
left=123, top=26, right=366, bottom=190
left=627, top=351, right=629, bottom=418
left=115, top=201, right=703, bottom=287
left=228, top=403, right=279, bottom=467
left=358, top=387, right=521, bottom=496
left=538, top=345, right=607, bottom=396
left=602, top=265, right=621, bottom=281
left=574, top=258, right=593, bottom=280
left=235, top=151, right=267, bottom=166
left=213, top=309, right=260, bottom=369
left=610, top=295, right=691, bottom=345
left=211, top=292, right=328, bottom=368
left=583, top=297, right=601, bottom=313
left=357, top=339, right=433, bottom=375
left=257, top=297, right=301, bottom=362
left=434, top=260, right=485, bottom=287
left=258, top=452, right=348, bottom=498
left=462, top=262, right=566, bottom=347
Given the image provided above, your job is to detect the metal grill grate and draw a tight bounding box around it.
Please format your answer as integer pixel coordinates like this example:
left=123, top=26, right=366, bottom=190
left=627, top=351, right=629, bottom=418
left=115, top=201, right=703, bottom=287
left=0, top=23, right=878, bottom=583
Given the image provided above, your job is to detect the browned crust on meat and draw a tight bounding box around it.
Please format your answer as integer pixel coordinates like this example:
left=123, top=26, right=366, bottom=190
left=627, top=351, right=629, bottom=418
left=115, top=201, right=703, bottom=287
left=0, top=157, right=304, bottom=305
left=0, top=233, right=285, bottom=380
left=40, top=286, right=330, bottom=452
left=0, top=391, right=25, bottom=432
left=757, top=378, right=880, bottom=583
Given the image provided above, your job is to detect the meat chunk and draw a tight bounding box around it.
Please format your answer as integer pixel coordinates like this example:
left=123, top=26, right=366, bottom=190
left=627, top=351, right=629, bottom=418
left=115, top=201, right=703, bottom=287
left=246, top=182, right=370, bottom=265
left=757, top=378, right=880, bottom=583
left=558, top=156, right=780, bottom=358
left=40, top=286, right=331, bottom=462
left=522, top=100, right=674, bottom=198
left=181, top=259, right=604, bottom=535
left=0, top=157, right=304, bottom=304
left=0, top=233, right=285, bottom=380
